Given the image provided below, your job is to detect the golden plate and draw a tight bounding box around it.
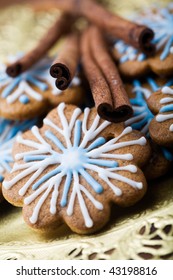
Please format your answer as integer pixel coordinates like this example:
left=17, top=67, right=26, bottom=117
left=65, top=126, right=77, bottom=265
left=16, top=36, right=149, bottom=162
left=0, top=0, right=173, bottom=260
left=0, top=174, right=173, bottom=260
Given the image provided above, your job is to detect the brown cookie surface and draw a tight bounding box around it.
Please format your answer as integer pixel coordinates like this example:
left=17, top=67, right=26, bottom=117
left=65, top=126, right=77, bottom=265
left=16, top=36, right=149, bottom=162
left=143, top=140, right=172, bottom=181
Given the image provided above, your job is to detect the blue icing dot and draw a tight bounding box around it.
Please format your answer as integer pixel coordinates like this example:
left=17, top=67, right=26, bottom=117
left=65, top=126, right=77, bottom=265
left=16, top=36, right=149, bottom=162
left=161, top=148, right=173, bottom=161
left=137, top=53, right=146, bottom=61
left=19, top=95, right=30, bottom=104
left=0, top=175, right=4, bottom=182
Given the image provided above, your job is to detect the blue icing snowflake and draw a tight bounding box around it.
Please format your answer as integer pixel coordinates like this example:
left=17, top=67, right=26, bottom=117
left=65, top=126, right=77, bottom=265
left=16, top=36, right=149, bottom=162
left=114, top=5, right=173, bottom=62
left=3, top=103, right=147, bottom=228
left=0, top=118, right=37, bottom=182
left=125, top=78, right=173, bottom=161
left=0, top=57, right=50, bottom=104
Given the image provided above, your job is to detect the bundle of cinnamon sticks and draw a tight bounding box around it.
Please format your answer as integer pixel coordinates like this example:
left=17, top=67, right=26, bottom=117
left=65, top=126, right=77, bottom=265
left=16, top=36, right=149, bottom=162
left=6, top=0, right=155, bottom=123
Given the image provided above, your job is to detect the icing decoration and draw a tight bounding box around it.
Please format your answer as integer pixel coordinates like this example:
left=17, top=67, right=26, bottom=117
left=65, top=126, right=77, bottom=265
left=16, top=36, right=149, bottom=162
left=0, top=55, right=81, bottom=104
left=0, top=137, right=14, bottom=183
left=125, top=79, right=155, bottom=136
left=19, top=94, right=30, bottom=104
left=156, top=86, right=173, bottom=132
left=0, top=175, right=4, bottom=183
left=114, top=40, right=146, bottom=63
left=3, top=103, right=147, bottom=228
left=114, top=5, right=173, bottom=62
left=161, top=147, right=173, bottom=161
left=0, top=118, right=37, bottom=182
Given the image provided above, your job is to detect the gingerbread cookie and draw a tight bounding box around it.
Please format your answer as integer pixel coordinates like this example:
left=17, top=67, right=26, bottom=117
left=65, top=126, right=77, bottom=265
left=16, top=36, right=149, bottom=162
left=0, top=55, right=84, bottom=120
left=125, top=77, right=173, bottom=133
left=2, top=103, right=151, bottom=234
left=125, top=77, right=173, bottom=179
left=147, top=85, right=173, bottom=147
left=113, top=5, right=173, bottom=78
left=0, top=117, right=37, bottom=202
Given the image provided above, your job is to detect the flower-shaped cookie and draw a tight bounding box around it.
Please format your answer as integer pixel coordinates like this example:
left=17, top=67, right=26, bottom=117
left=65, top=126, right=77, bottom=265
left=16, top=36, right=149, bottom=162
left=0, top=55, right=84, bottom=120
left=3, top=103, right=151, bottom=234
left=0, top=117, right=36, bottom=202
left=113, top=5, right=173, bottom=78
left=147, top=85, right=173, bottom=147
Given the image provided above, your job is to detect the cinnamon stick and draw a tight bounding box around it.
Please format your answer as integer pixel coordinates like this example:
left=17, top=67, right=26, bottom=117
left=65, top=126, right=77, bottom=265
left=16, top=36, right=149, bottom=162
left=80, top=26, right=133, bottom=123
left=6, top=13, right=76, bottom=78
left=50, top=32, right=80, bottom=90
left=46, top=0, right=155, bottom=55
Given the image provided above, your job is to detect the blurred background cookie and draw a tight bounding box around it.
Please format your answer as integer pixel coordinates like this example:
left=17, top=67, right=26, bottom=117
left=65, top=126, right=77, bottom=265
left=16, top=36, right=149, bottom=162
left=125, top=76, right=173, bottom=179
left=147, top=85, right=173, bottom=147
left=112, top=4, right=173, bottom=78
left=0, top=117, right=37, bottom=202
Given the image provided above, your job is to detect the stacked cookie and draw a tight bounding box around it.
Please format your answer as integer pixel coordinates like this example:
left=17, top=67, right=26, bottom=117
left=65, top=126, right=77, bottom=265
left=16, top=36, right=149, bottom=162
left=0, top=1, right=172, bottom=235
left=113, top=4, right=173, bottom=180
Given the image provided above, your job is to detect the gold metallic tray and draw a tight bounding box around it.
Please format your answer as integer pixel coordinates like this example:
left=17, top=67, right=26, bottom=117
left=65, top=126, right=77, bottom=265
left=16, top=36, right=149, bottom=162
left=0, top=174, right=173, bottom=260
left=0, top=0, right=173, bottom=260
